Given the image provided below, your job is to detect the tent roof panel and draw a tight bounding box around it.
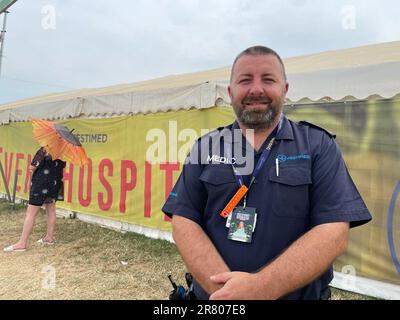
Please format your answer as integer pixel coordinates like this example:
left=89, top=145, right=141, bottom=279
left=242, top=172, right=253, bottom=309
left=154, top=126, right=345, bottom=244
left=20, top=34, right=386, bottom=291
left=1, top=41, right=400, bottom=124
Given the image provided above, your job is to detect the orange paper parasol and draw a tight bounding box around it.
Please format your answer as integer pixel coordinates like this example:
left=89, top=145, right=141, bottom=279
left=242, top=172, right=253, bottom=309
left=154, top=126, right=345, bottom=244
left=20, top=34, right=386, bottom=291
left=32, top=118, right=88, bottom=166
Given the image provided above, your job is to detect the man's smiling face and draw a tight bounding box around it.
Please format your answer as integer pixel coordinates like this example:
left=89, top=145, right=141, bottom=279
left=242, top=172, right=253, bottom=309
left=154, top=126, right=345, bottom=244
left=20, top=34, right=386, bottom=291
left=229, top=54, right=288, bottom=130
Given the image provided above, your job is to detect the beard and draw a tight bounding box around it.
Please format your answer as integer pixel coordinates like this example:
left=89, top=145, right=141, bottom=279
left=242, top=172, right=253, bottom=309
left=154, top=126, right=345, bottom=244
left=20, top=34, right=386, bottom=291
left=233, top=95, right=283, bottom=130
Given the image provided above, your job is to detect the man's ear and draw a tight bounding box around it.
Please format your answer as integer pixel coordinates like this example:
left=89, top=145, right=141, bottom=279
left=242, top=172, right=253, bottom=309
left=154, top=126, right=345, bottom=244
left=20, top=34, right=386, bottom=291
left=228, top=86, right=232, bottom=99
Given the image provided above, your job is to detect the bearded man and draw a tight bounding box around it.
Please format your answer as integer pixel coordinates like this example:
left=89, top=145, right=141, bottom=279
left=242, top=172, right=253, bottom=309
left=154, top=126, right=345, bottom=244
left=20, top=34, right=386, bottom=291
left=162, top=46, right=372, bottom=300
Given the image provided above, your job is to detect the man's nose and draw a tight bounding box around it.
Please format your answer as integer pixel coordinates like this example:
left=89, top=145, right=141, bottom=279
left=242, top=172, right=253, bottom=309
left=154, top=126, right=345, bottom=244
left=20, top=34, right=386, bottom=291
left=248, top=79, right=264, bottom=95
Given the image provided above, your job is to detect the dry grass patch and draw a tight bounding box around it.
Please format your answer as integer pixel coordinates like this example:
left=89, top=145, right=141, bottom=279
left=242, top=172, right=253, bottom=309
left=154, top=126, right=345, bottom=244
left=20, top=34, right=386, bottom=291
left=0, top=201, right=186, bottom=299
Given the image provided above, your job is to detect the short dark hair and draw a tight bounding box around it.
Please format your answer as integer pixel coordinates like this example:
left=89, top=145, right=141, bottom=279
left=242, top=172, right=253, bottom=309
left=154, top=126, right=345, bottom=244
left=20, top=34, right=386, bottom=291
left=230, top=45, right=287, bottom=82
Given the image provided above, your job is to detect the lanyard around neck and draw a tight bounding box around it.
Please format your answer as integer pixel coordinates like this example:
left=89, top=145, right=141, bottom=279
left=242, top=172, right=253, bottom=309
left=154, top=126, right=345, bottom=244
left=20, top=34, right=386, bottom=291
left=219, top=118, right=282, bottom=217
left=231, top=135, right=275, bottom=191
left=230, top=117, right=281, bottom=189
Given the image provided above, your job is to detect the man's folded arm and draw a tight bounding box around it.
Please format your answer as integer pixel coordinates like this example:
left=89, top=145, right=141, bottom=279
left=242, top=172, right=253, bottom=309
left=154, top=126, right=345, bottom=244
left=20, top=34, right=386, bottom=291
left=210, top=221, right=349, bottom=300
left=172, top=214, right=230, bottom=295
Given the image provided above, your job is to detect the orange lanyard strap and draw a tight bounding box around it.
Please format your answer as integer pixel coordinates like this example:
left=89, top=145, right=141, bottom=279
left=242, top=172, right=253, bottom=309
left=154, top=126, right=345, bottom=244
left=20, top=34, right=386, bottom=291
left=220, top=185, right=249, bottom=218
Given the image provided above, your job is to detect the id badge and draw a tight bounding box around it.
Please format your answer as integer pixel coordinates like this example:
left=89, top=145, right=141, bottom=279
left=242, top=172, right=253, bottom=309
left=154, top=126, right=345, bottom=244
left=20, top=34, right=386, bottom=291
left=227, top=207, right=257, bottom=243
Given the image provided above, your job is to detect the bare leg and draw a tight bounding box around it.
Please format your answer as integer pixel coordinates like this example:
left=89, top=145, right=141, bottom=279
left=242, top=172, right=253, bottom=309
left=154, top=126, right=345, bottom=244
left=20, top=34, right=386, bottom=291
left=11, top=205, right=41, bottom=249
left=44, top=202, right=56, bottom=242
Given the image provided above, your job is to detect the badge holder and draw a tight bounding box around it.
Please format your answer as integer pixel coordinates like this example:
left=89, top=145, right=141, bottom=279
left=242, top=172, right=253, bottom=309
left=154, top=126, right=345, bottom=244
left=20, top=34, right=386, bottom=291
left=227, top=201, right=257, bottom=243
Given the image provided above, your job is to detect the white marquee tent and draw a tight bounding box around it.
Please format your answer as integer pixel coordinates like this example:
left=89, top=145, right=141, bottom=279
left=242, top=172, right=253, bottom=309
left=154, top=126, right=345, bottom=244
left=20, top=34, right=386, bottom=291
left=1, top=41, right=400, bottom=123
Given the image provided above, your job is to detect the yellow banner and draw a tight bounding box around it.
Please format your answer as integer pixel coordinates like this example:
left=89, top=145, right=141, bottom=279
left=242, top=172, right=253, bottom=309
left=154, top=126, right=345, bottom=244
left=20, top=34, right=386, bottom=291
left=286, top=99, right=400, bottom=285
left=0, top=107, right=234, bottom=230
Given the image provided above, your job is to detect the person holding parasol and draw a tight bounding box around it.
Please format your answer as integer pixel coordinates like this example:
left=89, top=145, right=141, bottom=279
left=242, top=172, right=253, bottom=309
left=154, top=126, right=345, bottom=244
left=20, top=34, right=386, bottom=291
left=4, top=118, right=88, bottom=252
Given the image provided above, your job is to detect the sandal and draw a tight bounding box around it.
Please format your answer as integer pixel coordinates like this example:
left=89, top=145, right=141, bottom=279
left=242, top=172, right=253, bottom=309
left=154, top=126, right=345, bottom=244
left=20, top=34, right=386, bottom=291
left=37, top=238, right=55, bottom=245
left=3, top=245, right=26, bottom=252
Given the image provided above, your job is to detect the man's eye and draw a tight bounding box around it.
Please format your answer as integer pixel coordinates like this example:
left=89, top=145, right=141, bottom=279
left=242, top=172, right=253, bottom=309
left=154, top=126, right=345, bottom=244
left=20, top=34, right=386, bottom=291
left=239, top=79, right=250, bottom=83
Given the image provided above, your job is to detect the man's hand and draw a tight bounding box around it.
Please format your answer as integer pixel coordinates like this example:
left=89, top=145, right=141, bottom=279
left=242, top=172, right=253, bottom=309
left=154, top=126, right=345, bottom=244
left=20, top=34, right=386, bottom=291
left=209, top=272, right=265, bottom=300
left=210, top=222, right=349, bottom=300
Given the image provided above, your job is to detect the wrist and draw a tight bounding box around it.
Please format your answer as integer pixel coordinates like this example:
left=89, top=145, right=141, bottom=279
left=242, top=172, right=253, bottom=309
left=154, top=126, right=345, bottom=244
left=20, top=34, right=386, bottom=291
left=254, top=269, right=281, bottom=300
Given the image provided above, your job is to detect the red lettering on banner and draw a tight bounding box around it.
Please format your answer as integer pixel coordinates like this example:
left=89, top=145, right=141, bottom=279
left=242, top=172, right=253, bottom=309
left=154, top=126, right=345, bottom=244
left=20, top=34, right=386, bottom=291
left=120, top=160, right=137, bottom=213
left=0, top=146, right=185, bottom=226
left=160, top=162, right=180, bottom=221
left=144, top=161, right=152, bottom=218
left=63, top=164, right=74, bottom=203
left=78, top=159, right=92, bottom=207
left=98, top=159, right=113, bottom=211
left=4, top=152, right=14, bottom=186
left=14, top=153, right=24, bottom=192
left=24, top=154, right=33, bottom=194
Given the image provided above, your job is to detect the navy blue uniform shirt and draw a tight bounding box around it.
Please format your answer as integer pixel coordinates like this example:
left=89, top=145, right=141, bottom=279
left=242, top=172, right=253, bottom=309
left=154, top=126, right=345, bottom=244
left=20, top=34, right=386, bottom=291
left=162, top=115, right=372, bottom=300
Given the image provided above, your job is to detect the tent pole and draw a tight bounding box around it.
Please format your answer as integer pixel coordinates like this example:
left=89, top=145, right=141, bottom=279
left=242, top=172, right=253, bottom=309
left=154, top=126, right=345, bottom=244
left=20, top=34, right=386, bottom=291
left=0, top=10, right=9, bottom=78
left=11, top=168, right=18, bottom=209
left=0, top=160, right=12, bottom=203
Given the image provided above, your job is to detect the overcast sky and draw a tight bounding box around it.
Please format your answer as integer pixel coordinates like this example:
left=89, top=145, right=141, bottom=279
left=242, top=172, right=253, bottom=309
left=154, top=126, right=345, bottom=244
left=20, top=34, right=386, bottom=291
left=0, top=0, right=399, bottom=104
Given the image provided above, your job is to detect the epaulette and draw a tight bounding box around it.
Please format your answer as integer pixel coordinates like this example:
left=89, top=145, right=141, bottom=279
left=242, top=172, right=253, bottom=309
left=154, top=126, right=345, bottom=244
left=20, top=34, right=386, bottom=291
left=298, top=121, right=336, bottom=138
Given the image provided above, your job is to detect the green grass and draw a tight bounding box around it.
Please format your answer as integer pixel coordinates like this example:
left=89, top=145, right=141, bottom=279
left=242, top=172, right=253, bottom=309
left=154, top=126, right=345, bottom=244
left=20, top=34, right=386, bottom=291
left=0, top=198, right=27, bottom=212
left=331, top=287, right=376, bottom=300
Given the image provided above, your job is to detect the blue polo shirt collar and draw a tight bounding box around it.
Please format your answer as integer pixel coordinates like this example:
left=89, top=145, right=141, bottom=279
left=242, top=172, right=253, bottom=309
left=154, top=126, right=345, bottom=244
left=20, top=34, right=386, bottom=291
left=275, top=115, right=294, bottom=141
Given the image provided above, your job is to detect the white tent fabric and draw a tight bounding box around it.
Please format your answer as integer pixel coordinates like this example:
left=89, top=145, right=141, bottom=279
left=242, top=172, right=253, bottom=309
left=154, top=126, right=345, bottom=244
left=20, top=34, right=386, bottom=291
left=1, top=41, right=400, bottom=124
left=0, top=82, right=231, bottom=124
left=286, top=61, right=400, bottom=102
left=82, top=82, right=229, bottom=116
left=7, top=98, right=83, bottom=122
